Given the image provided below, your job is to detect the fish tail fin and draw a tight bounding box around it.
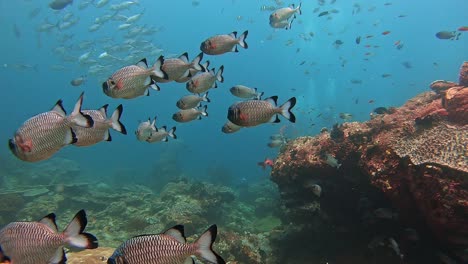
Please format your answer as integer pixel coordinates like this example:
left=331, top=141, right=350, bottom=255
left=168, top=126, right=177, bottom=139
left=297, top=2, right=302, bottom=15
left=63, top=210, right=98, bottom=249
left=238, top=30, right=248, bottom=49
left=286, top=18, right=294, bottom=30
left=279, top=97, right=297, bottom=123
left=195, top=225, right=226, bottom=264
left=200, top=105, right=208, bottom=117
left=151, top=55, right=167, bottom=79
left=202, top=92, right=211, bottom=103
left=192, top=52, right=204, bottom=71
left=256, top=91, right=264, bottom=100
left=70, top=92, right=94, bottom=128
left=110, top=104, right=127, bottom=135
left=216, top=65, right=224, bottom=82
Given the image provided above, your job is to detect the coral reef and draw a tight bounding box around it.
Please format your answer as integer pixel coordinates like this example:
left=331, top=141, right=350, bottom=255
left=271, top=66, right=468, bottom=262
left=459, top=61, right=468, bottom=86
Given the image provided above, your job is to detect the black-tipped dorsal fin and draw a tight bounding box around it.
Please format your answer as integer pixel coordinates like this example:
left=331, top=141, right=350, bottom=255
left=179, top=52, right=189, bottom=63
left=98, top=104, right=109, bottom=118
left=136, top=58, right=148, bottom=68
left=40, top=213, right=58, bottom=232
left=164, top=225, right=186, bottom=243
left=265, top=96, right=278, bottom=106
left=51, top=100, right=67, bottom=117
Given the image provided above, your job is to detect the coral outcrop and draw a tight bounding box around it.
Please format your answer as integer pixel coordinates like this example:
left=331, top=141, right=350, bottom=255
left=271, top=64, right=468, bottom=263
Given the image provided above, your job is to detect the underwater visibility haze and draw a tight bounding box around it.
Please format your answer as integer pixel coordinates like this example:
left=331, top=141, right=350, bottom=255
left=0, top=0, right=467, bottom=263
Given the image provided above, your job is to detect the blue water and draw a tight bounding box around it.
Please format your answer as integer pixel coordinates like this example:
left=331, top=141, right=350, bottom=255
left=0, top=0, right=466, bottom=183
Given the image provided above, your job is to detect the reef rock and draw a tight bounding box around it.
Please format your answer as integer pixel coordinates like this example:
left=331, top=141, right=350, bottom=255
left=459, top=61, right=468, bottom=86
left=67, top=247, right=114, bottom=263
left=271, top=70, right=468, bottom=262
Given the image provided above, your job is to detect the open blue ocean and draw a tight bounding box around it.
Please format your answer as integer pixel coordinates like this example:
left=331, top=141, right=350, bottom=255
left=0, top=0, right=467, bottom=263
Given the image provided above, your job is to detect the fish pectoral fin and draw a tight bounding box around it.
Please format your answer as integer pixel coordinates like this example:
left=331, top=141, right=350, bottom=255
left=49, top=248, right=66, bottom=264
left=184, top=257, right=195, bottom=264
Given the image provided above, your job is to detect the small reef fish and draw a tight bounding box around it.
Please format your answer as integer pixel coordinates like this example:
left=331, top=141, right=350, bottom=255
left=9, top=93, right=93, bottom=162
left=267, top=138, right=285, bottom=148
left=135, top=117, right=156, bottom=142
left=435, top=31, right=461, bottom=40
left=172, top=106, right=208, bottom=123
left=325, top=153, right=341, bottom=169
left=147, top=126, right=177, bottom=143
left=318, top=11, right=329, bottom=17
left=269, top=3, right=302, bottom=23
left=221, top=120, right=242, bottom=134
left=227, top=96, right=296, bottom=127
left=381, top=30, right=391, bottom=35
left=257, top=158, right=274, bottom=170
left=70, top=75, right=86, bottom=86
left=270, top=18, right=294, bottom=30
left=73, top=104, right=127, bottom=147
left=306, top=183, right=322, bottom=197
left=186, top=66, right=224, bottom=94
left=103, top=57, right=165, bottom=99
left=339, top=112, right=353, bottom=121
left=230, top=85, right=263, bottom=99
left=160, top=52, right=203, bottom=81
left=200, top=31, right=248, bottom=55
left=49, top=0, right=73, bottom=10
left=108, top=224, right=225, bottom=264
left=176, top=93, right=210, bottom=110
left=458, top=26, right=468, bottom=31
left=0, top=210, right=98, bottom=264
left=355, top=36, right=361, bottom=44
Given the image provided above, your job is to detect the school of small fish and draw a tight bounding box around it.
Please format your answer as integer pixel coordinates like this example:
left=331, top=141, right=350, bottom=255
left=3, top=0, right=466, bottom=262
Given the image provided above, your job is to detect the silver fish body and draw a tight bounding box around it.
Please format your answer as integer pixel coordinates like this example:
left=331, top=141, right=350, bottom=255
left=200, top=31, right=248, bottom=55
left=0, top=210, right=98, bottom=264
left=221, top=121, right=241, bottom=134
left=176, top=92, right=210, bottom=110
left=108, top=225, right=225, bottom=264
left=103, top=57, right=164, bottom=99
left=172, top=106, right=208, bottom=123
left=9, top=93, right=93, bottom=162
left=147, top=126, right=177, bottom=143
left=186, top=66, right=224, bottom=94
left=73, top=104, right=127, bottom=147
left=135, top=118, right=156, bottom=142
left=227, top=96, right=296, bottom=127
left=269, top=3, right=301, bottom=23
left=229, top=85, right=263, bottom=99
left=161, top=52, right=203, bottom=81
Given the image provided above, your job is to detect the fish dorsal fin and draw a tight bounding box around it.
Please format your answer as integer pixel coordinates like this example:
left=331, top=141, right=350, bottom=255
left=265, top=96, right=278, bottom=106
left=136, top=58, right=148, bottom=68
left=229, top=31, right=237, bottom=39
left=40, top=213, right=58, bottom=232
left=159, top=126, right=167, bottom=132
left=164, top=225, right=186, bottom=243
left=98, top=104, right=109, bottom=118
left=51, top=100, right=67, bottom=117
left=49, top=248, right=66, bottom=264
left=179, top=52, right=189, bottom=63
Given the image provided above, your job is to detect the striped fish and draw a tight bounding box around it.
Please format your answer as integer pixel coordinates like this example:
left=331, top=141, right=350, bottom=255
left=8, top=92, right=93, bottom=162
left=103, top=57, right=165, bottom=99
left=160, top=52, right=203, bottom=81
left=176, top=92, right=210, bottom=110
left=147, top=126, right=177, bottom=143
left=73, top=104, right=127, bottom=147
left=186, top=66, right=224, bottom=94
left=172, top=106, right=208, bottom=123
left=227, top=96, right=296, bottom=127
left=108, top=224, right=225, bottom=264
left=200, top=31, right=248, bottom=55
left=0, top=210, right=98, bottom=264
